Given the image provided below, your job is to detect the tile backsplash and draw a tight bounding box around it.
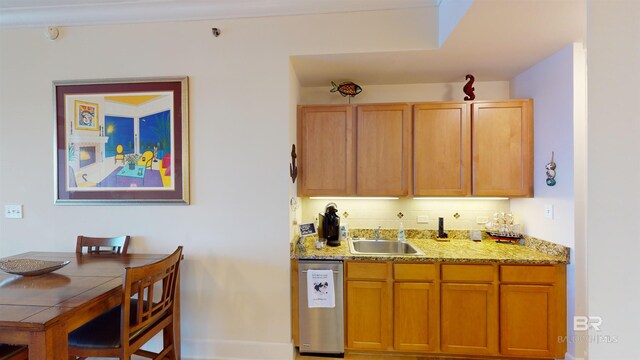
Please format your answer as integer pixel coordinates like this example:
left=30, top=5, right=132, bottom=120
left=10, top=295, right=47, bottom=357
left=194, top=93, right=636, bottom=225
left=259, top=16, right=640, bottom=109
left=301, top=198, right=511, bottom=231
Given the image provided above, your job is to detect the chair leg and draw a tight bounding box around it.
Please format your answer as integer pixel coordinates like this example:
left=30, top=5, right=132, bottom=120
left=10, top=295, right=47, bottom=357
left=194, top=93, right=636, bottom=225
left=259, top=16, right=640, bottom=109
left=163, top=325, right=177, bottom=360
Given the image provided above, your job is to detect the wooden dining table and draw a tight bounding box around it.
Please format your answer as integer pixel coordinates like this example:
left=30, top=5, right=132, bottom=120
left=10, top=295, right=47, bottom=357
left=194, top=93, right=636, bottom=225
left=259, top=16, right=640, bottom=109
left=0, top=251, right=179, bottom=360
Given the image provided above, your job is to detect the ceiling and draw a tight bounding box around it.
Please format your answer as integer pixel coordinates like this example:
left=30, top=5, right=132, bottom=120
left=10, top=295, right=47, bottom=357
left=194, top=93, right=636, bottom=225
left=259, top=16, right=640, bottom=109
left=0, top=0, right=585, bottom=87
left=293, top=0, right=585, bottom=86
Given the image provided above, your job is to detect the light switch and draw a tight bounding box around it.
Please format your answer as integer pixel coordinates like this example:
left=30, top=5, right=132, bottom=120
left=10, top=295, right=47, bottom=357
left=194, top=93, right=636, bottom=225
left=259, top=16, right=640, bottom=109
left=5, top=205, right=23, bottom=219
left=544, top=204, right=554, bottom=219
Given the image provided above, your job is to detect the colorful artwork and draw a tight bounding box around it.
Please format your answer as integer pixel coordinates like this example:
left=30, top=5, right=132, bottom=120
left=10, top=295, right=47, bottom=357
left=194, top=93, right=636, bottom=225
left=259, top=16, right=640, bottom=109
left=54, top=77, right=189, bottom=204
left=74, top=101, right=99, bottom=130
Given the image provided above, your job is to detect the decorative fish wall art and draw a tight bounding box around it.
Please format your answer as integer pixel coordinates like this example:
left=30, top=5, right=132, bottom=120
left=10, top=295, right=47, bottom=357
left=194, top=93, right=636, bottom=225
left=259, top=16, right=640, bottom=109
left=330, top=81, right=362, bottom=102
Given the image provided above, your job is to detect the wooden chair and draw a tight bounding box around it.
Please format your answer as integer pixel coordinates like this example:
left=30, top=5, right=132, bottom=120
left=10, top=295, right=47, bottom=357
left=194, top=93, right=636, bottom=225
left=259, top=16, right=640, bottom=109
left=0, top=344, right=28, bottom=360
left=68, top=246, right=183, bottom=360
left=76, top=235, right=130, bottom=255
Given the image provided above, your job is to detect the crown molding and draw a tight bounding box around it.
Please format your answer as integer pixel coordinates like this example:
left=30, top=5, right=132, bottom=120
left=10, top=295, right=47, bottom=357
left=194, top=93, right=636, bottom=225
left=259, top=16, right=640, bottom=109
left=0, top=0, right=438, bottom=28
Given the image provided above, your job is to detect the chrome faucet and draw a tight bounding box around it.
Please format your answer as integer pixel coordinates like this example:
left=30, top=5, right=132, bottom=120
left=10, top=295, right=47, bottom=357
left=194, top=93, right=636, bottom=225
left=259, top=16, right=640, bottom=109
left=374, top=226, right=382, bottom=241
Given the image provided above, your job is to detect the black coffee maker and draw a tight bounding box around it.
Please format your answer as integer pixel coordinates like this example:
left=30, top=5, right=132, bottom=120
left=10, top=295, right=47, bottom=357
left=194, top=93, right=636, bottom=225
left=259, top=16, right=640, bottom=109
left=319, top=202, right=340, bottom=247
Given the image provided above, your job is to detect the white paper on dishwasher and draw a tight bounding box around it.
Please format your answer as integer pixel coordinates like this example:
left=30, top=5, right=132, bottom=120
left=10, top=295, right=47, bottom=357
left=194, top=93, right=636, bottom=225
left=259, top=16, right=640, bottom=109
left=307, top=269, right=335, bottom=308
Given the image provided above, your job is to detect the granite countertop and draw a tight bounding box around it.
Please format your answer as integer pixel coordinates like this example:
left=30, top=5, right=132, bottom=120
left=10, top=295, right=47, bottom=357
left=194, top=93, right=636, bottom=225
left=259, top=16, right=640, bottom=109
left=292, top=231, right=569, bottom=265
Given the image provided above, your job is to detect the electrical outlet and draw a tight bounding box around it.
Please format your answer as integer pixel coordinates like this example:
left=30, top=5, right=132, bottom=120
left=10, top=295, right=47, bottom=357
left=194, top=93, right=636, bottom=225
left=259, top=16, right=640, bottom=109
left=417, top=216, right=429, bottom=224
left=544, top=204, right=554, bottom=219
left=5, top=204, right=23, bottom=219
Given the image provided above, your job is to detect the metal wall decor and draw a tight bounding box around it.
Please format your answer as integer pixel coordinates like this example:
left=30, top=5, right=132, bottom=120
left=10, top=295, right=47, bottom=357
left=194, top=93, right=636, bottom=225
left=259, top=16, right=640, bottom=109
left=290, top=144, right=298, bottom=183
left=545, top=151, right=557, bottom=186
left=330, top=81, right=362, bottom=103
left=463, top=74, right=476, bottom=101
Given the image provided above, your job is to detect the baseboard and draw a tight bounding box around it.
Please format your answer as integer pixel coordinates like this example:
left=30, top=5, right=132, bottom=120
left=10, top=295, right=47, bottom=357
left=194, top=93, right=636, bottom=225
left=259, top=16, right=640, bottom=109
left=179, top=338, right=294, bottom=360
left=564, top=352, right=587, bottom=360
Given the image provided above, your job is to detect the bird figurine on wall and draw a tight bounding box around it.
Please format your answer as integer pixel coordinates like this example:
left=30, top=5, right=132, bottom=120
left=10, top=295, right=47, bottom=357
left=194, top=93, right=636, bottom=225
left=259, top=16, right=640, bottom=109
left=330, top=81, right=362, bottom=103
left=463, top=74, right=475, bottom=101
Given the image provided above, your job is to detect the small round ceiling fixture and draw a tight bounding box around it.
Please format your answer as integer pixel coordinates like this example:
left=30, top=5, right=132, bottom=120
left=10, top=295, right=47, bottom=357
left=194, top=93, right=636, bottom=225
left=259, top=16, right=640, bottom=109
left=45, top=26, right=60, bottom=41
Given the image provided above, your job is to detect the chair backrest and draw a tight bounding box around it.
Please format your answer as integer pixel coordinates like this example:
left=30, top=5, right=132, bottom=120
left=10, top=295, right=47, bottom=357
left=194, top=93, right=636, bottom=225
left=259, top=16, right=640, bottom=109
left=76, top=235, right=130, bottom=255
left=116, top=144, right=124, bottom=154
left=121, top=246, right=183, bottom=354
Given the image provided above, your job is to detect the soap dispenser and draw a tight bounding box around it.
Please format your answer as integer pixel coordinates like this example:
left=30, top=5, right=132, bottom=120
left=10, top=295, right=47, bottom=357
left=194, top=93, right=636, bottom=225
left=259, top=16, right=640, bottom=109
left=398, top=222, right=406, bottom=242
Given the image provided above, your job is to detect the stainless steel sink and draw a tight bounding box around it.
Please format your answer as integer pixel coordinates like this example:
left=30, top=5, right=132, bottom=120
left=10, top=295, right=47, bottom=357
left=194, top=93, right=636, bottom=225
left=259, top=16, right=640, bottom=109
left=348, top=239, right=424, bottom=255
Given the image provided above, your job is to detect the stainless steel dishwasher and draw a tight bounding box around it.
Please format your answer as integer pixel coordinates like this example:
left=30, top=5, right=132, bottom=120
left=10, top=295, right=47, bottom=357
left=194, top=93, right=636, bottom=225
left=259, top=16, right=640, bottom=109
left=298, top=260, right=344, bottom=356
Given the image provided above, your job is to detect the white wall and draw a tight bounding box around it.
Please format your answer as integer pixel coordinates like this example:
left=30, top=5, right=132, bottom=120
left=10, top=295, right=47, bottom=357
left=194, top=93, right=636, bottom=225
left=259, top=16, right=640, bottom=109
left=587, top=1, right=640, bottom=358
left=510, top=43, right=586, bottom=360
left=0, top=8, right=438, bottom=360
left=300, top=80, right=510, bottom=104
left=302, top=198, right=510, bottom=232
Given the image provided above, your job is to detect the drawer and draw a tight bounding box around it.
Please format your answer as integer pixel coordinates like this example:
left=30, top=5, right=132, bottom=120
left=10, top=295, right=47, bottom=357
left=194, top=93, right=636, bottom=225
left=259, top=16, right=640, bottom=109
left=346, top=261, right=389, bottom=280
left=394, top=263, right=436, bottom=281
left=441, top=264, right=494, bottom=282
left=500, top=265, right=557, bottom=284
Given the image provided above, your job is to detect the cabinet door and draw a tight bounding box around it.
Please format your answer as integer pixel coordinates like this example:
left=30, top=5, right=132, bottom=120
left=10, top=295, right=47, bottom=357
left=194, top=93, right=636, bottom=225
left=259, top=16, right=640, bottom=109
left=356, top=104, right=411, bottom=196
left=440, top=283, right=498, bottom=355
left=413, top=103, right=471, bottom=196
left=346, top=280, right=391, bottom=350
left=297, top=105, right=355, bottom=196
left=500, top=284, right=557, bottom=357
left=394, top=282, right=437, bottom=352
left=472, top=100, right=533, bottom=197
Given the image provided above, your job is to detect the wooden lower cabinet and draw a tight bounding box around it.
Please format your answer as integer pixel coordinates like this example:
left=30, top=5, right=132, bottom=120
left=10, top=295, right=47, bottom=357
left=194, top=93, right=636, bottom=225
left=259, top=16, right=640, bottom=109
left=393, top=282, right=437, bottom=351
left=439, top=264, right=498, bottom=355
left=346, top=280, right=391, bottom=350
left=308, top=261, right=565, bottom=359
left=440, top=282, right=498, bottom=355
left=345, top=261, right=392, bottom=351
left=499, top=265, right=567, bottom=358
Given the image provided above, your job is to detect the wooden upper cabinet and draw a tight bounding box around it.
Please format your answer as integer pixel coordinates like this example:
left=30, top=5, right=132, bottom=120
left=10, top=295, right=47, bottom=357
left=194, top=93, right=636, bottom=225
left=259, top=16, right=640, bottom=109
left=413, top=102, right=471, bottom=196
left=472, top=100, right=533, bottom=197
left=297, top=99, right=533, bottom=197
left=356, top=104, right=411, bottom=196
left=297, top=105, right=355, bottom=196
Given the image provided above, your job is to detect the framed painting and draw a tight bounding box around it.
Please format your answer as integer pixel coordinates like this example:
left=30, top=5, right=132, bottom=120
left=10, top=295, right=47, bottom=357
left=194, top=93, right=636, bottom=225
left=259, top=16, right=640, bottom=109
left=53, top=77, right=189, bottom=204
left=74, top=100, right=99, bottom=131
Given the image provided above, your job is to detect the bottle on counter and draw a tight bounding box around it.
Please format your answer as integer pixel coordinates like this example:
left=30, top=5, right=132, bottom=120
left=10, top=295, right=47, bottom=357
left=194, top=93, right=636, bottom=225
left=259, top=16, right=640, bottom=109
left=397, top=222, right=406, bottom=242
